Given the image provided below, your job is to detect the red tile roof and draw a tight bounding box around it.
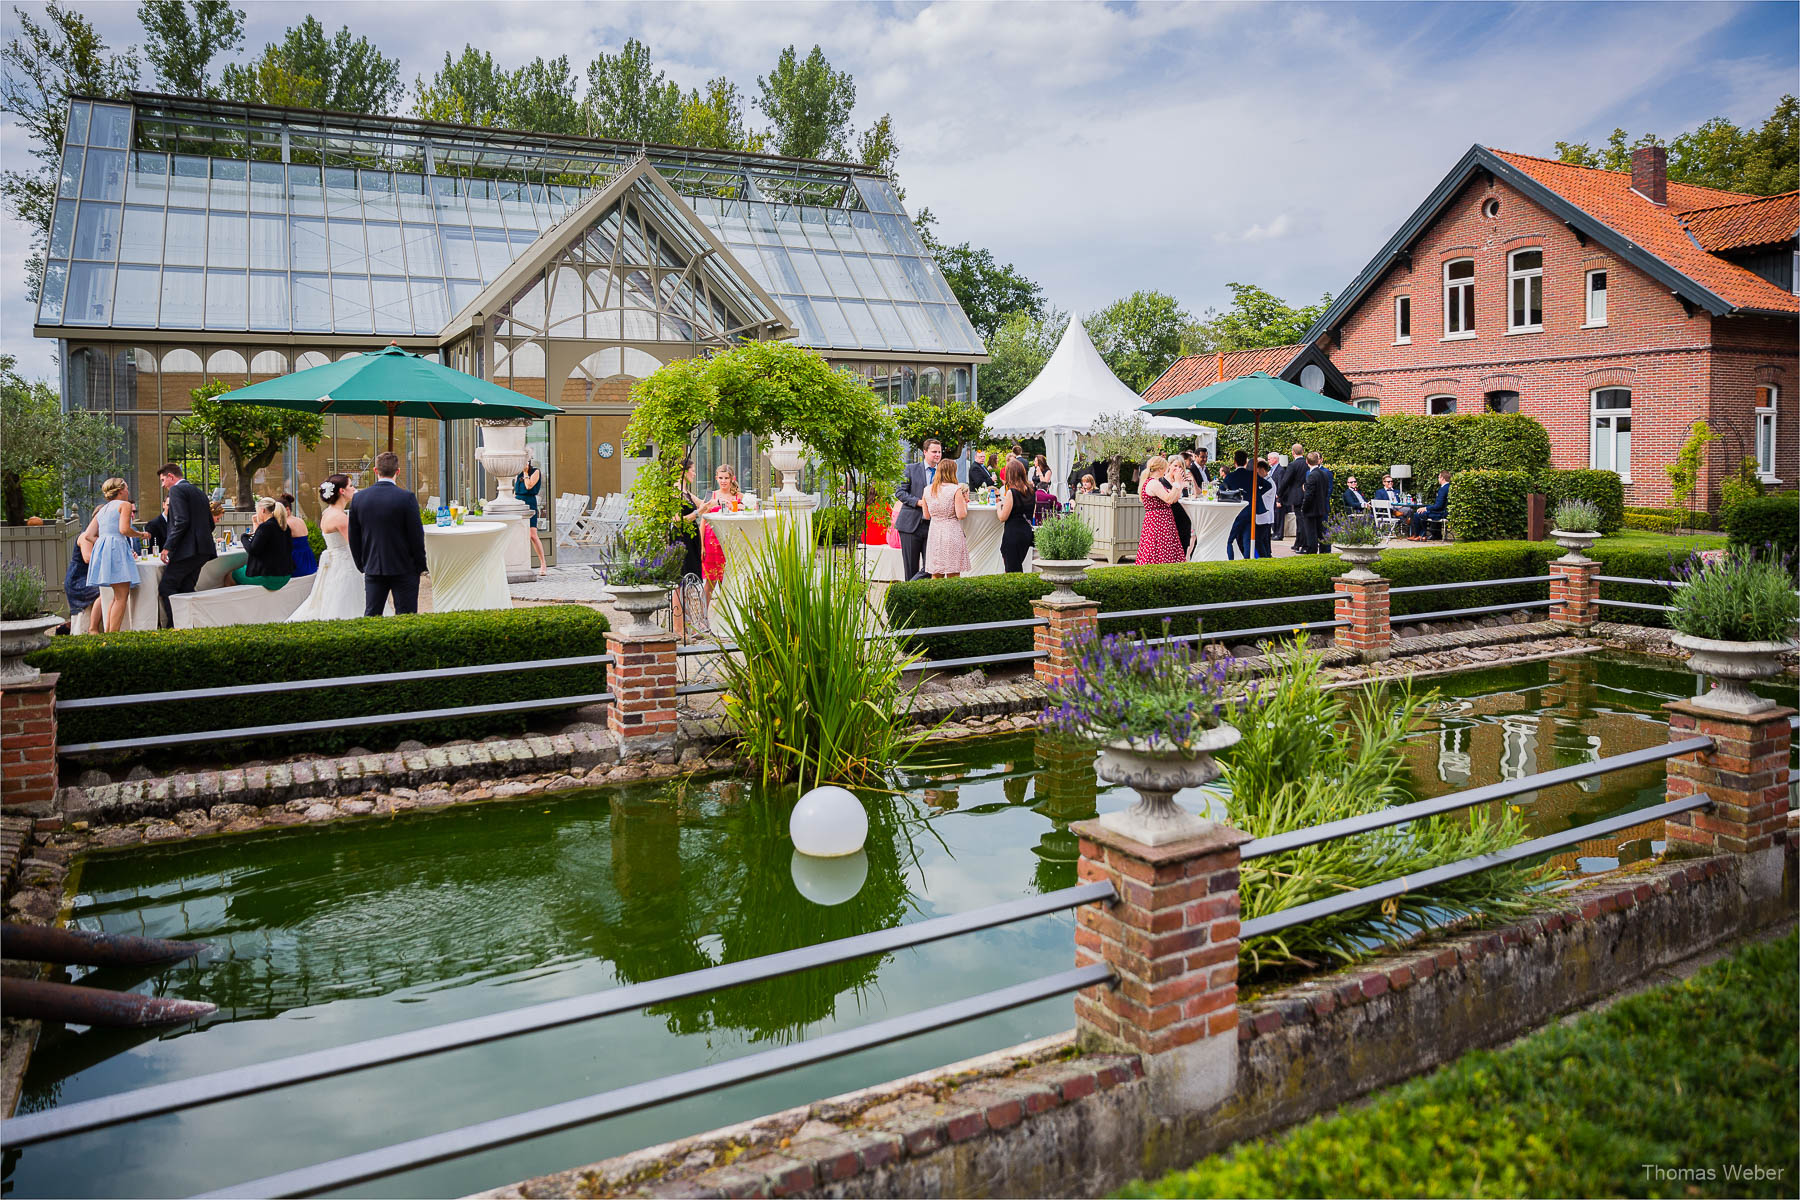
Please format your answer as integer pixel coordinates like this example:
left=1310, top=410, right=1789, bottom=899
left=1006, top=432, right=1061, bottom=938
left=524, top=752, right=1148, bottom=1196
left=1488, top=149, right=1798, bottom=314
left=1141, top=344, right=1303, bottom=403
left=1680, top=191, right=1800, bottom=253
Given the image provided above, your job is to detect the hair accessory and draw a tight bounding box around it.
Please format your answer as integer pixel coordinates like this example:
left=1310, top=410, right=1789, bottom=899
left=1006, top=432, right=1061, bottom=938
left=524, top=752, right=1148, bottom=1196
left=319, top=480, right=339, bottom=501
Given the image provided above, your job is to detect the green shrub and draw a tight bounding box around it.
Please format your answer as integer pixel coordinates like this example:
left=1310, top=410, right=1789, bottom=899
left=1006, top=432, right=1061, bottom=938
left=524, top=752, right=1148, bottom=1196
left=1724, top=492, right=1798, bottom=559
left=1539, top=469, right=1624, bottom=533
left=1623, top=512, right=1682, bottom=533
left=1447, top=469, right=1533, bottom=541
left=811, top=505, right=857, bottom=547
left=1552, top=499, right=1603, bottom=533
left=1035, top=511, right=1094, bottom=560
left=1718, top=455, right=1765, bottom=525
left=1119, top=930, right=1800, bottom=1199
left=1326, top=464, right=1387, bottom=512
left=1669, top=549, right=1799, bottom=643
left=30, top=605, right=610, bottom=758
left=1626, top=505, right=1713, bottom=531
left=306, top=519, right=326, bottom=555
left=1218, top=413, right=1550, bottom=482
left=1, top=560, right=47, bottom=619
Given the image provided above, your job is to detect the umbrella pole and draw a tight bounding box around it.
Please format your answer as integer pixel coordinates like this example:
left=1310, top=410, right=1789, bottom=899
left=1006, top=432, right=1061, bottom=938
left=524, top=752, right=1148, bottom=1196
left=386, top=404, right=397, bottom=453
left=1251, top=416, right=1261, bottom=560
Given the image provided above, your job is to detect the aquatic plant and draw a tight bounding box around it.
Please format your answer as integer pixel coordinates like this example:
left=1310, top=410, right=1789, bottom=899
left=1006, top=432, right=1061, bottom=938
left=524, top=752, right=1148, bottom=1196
left=1222, top=636, right=1553, bottom=976
left=716, top=522, right=928, bottom=789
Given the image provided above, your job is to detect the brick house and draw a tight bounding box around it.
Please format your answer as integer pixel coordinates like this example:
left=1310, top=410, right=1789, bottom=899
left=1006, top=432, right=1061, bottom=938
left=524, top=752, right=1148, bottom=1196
left=1297, top=144, right=1797, bottom=510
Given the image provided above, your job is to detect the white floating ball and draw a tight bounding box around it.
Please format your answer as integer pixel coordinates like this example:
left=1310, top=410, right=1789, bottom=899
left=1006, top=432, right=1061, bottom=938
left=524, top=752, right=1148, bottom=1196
left=790, top=785, right=867, bottom=858
left=790, top=848, right=868, bottom=907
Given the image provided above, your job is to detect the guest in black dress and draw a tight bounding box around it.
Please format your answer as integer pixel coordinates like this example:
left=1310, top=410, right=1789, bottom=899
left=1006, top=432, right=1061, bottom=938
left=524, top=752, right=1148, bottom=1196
left=997, top=459, right=1035, bottom=573
left=232, top=498, right=296, bottom=590
left=676, top=457, right=704, bottom=580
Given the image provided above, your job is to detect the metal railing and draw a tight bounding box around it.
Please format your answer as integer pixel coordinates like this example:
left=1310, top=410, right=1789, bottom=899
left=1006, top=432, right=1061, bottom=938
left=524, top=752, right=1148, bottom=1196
left=1592, top=573, right=1678, bottom=615
left=6, top=881, right=1119, bottom=1197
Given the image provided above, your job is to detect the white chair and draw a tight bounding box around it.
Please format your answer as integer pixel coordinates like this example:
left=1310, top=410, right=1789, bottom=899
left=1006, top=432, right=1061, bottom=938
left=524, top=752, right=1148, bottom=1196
left=1369, top=499, right=1401, bottom=540
left=553, top=494, right=590, bottom=546
left=566, top=495, right=612, bottom=544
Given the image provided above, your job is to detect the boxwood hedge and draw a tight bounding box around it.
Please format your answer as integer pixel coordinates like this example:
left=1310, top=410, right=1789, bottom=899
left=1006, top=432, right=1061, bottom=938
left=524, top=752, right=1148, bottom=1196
left=1447, top=469, right=1534, bottom=542
left=1217, top=413, right=1551, bottom=484
left=31, top=605, right=610, bottom=758
left=1724, top=492, right=1799, bottom=558
left=1539, top=468, right=1625, bottom=533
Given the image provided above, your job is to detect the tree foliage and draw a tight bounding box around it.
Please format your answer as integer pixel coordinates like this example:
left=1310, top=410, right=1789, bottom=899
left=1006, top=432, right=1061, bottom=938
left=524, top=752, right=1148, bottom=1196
left=856, top=113, right=901, bottom=183
left=893, top=399, right=988, bottom=455
left=1084, top=291, right=1193, bottom=393
left=413, top=47, right=582, bottom=134
left=1553, top=95, right=1798, bottom=195
left=583, top=37, right=682, bottom=143
left=1, top=354, right=125, bottom=524
left=1185, top=282, right=1332, bottom=354
left=185, top=379, right=326, bottom=509
left=137, top=0, right=244, bottom=96
left=978, top=308, right=1069, bottom=414
left=930, top=243, right=1044, bottom=342
left=757, top=44, right=856, bottom=160
left=1666, top=419, right=1717, bottom=510
left=0, top=2, right=139, bottom=297
left=621, top=342, right=902, bottom=547
left=221, top=16, right=403, bottom=113
left=674, top=76, right=765, bottom=152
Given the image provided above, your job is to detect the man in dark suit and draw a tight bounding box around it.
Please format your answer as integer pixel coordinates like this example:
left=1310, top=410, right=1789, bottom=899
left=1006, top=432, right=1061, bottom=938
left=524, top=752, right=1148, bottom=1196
left=1411, top=471, right=1452, bottom=539
left=1276, top=442, right=1308, bottom=542
left=142, top=500, right=170, bottom=552
left=156, top=463, right=216, bottom=627
left=1221, top=450, right=1253, bottom=560
left=966, top=450, right=995, bottom=491
left=348, top=451, right=429, bottom=615
left=1342, top=476, right=1368, bottom=513
left=893, top=438, right=943, bottom=581
left=1299, top=452, right=1333, bottom=553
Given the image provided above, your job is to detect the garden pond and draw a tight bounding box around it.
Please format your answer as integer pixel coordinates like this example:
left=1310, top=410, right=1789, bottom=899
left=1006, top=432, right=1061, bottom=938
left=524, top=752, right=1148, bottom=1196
left=8, top=651, right=1795, bottom=1198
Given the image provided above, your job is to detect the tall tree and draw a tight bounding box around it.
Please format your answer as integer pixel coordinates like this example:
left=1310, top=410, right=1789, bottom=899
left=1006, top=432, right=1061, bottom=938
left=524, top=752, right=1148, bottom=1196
left=186, top=380, right=325, bottom=510
left=1187, top=283, right=1332, bottom=354
left=673, top=76, right=765, bottom=152
left=1553, top=97, right=1796, bottom=195
left=506, top=54, right=582, bottom=135
left=414, top=48, right=581, bottom=134
left=221, top=16, right=402, bottom=113
left=137, top=0, right=244, bottom=97
left=757, top=44, right=855, bottom=159
left=1084, top=291, right=1192, bottom=393
left=0, top=2, right=139, bottom=298
left=584, top=38, right=682, bottom=143
left=932, top=244, right=1044, bottom=342
left=977, top=309, right=1069, bottom=414
left=856, top=113, right=900, bottom=181
left=1, top=354, right=126, bottom=524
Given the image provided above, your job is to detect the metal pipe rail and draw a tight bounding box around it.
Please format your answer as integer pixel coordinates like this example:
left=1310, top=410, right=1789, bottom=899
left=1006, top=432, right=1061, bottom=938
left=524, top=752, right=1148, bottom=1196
left=879, top=617, right=1048, bottom=640
left=1392, top=599, right=1553, bottom=625
left=1594, top=575, right=1677, bottom=587
left=197, top=964, right=1116, bottom=1199
left=1240, top=794, right=1712, bottom=940
left=905, top=649, right=1047, bottom=672
left=1595, top=598, right=1674, bottom=613
left=1148, top=617, right=1348, bottom=648
left=53, top=655, right=615, bottom=712
left=1386, top=576, right=1548, bottom=596
left=2, top=880, right=1116, bottom=1148
left=1240, top=736, right=1715, bottom=860
left=58, top=693, right=617, bottom=756
left=1099, top=592, right=1342, bottom=624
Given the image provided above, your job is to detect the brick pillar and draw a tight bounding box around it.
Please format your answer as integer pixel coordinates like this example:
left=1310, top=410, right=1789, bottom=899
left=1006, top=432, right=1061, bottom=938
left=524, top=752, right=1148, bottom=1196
left=1070, top=818, right=1249, bottom=1114
left=604, top=631, right=678, bottom=756
left=1, top=672, right=59, bottom=811
left=1032, top=598, right=1099, bottom=688
left=1663, top=700, right=1794, bottom=857
left=1548, top=558, right=1598, bottom=629
left=1333, top=572, right=1391, bottom=662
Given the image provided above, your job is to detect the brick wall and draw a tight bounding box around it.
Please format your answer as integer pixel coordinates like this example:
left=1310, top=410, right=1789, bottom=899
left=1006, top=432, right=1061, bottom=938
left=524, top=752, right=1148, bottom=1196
left=1, top=674, right=58, bottom=810
left=1327, top=175, right=1798, bottom=509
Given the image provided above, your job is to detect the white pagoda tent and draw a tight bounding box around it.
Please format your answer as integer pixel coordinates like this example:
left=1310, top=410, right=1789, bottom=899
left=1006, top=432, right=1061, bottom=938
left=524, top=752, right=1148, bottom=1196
left=984, top=319, right=1206, bottom=500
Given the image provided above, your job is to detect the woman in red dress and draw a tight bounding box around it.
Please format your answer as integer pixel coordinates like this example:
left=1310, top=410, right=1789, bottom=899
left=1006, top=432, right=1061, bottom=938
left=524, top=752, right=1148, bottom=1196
left=696, top=463, right=744, bottom=609
left=1135, top=455, right=1187, bottom=565
left=862, top=485, right=891, bottom=545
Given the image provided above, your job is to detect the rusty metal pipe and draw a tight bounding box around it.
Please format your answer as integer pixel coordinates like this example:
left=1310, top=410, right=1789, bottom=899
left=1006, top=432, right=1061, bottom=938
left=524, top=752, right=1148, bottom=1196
left=1, top=978, right=216, bottom=1027
left=2, top=923, right=208, bottom=968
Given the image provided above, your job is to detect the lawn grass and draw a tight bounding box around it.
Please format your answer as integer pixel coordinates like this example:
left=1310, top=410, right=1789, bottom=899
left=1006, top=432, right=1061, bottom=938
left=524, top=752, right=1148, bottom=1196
left=1117, top=929, right=1799, bottom=1199
left=1595, top=530, right=1727, bottom=556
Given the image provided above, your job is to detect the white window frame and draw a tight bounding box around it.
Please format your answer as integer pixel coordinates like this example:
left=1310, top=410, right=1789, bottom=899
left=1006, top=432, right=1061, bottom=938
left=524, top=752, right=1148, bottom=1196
left=1426, top=394, right=1457, bottom=415
left=1507, top=248, right=1543, bottom=333
left=1355, top=398, right=1380, bottom=415
left=1590, top=388, right=1632, bottom=482
left=1584, top=269, right=1608, bottom=327
left=1394, top=295, right=1411, bottom=344
left=1443, top=258, right=1475, bottom=339
left=1755, top=385, right=1779, bottom=481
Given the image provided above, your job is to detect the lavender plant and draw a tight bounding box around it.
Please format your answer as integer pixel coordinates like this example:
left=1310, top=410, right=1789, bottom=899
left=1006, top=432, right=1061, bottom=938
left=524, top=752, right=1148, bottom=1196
left=600, top=537, right=686, bottom=587
left=1325, top=512, right=1383, bottom=546
left=1040, top=622, right=1250, bottom=750
left=1669, top=548, right=1799, bottom=643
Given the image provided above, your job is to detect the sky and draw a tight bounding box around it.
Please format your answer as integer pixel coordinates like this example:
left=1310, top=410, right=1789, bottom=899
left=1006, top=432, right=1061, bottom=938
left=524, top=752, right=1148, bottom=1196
left=2, top=0, right=1796, bottom=383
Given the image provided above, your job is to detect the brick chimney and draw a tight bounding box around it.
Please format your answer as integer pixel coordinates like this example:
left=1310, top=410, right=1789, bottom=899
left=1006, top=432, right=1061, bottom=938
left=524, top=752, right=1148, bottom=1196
left=1631, top=145, right=1667, bottom=206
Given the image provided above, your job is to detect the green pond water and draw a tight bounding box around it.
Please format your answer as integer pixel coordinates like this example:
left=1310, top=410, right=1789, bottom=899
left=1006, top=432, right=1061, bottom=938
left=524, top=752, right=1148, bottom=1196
left=8, top=653, right=1794, bottom=1198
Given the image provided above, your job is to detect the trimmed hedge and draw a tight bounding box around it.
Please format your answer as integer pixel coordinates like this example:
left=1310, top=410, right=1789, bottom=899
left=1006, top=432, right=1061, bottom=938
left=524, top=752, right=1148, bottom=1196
left=1218, top=413, right=1551, bottom=483
left=1328, top=464, right=1387, bottom=513
left=31, top=605, right=610, bottom=758
left=1539, top=468, right=1625, bottom=534
left=1447, top=469, right=1533, bottom=542
left=1724, top=492, right=1799, bottom=558
left=1622, top=512, right=1682, bottom=534
left=886, top=542, right=1565, bottom=659
left=1626, top=505, right=1714, bottom=531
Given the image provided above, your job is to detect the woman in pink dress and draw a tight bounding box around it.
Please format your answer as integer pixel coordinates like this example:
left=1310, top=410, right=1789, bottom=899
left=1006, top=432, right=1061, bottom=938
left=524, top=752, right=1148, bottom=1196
left=1135, top=455, right=1187, bottom=565
left=923, top=458, right=972, bottom=578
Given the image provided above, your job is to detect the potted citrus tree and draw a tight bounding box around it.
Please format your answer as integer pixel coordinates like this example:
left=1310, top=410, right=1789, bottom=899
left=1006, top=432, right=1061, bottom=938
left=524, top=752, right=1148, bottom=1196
left=1, top=561, right=60, bottom=686
left=1033, top=511, right=1095, bottom=601
left=1041, top=622, right=1248, bottom=845
left=1668, top=550, right=1799, bottom=713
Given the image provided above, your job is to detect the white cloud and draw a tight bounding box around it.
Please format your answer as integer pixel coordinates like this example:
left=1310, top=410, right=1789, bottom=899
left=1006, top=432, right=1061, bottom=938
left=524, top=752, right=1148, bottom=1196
left=1, top=1, right=1793, bottom=385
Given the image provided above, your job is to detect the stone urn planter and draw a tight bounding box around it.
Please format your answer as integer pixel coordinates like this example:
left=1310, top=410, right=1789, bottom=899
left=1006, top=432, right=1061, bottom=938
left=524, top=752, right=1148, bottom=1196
left=1549, top=529, right=1603, bottom=563
left=1095, top=723, right=1241, bottom=846
left=1334, top=543, right=1383, bottom=580
left=0, top=614, right=63, bottom=687
left=768, top=437, right=807, bottom=499
left=1034, top=558, right=1091, bottom=603
left=1670, top=633, right=1797, bottom=714
left=609, top=585, right=672, bottom=637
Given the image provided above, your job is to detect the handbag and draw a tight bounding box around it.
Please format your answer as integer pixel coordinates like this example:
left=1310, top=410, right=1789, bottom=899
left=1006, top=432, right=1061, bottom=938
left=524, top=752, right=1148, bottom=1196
left=885, top=524, right=902, bottom=549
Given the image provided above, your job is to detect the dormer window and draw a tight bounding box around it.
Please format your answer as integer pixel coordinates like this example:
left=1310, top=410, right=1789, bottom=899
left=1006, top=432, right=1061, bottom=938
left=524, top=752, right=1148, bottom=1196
left=1443, top=259, right=1474, bottom=338
left=1508, top=249, right=1543, bottom=332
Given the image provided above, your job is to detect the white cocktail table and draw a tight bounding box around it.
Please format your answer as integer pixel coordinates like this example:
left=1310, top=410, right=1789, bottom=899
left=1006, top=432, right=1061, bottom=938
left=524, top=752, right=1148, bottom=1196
left=1183, top=499, right=1248, bottom=562
left=424, top=521, right=510, bottom=611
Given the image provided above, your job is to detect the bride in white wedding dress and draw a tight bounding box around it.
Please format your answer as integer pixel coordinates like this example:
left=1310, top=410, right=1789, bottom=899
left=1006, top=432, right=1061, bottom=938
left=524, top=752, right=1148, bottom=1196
left=288, top=474, right=371, bottom=621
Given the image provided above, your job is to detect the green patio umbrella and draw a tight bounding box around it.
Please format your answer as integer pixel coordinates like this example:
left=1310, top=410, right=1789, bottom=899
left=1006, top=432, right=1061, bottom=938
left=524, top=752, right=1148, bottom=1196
left=216, top=343, right=563, bottom=450
left=1141, top=371, right=1374, bottom=558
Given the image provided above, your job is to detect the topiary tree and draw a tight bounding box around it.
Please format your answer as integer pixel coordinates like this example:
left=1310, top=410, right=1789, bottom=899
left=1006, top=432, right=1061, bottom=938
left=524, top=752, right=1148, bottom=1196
left=1086, top=411, right=1163, bottom=497
left=621, top=341, right=903, bottom=551
left=186, top=379, right=326, bottom=509
left=894, top=398, right=987, bottom=456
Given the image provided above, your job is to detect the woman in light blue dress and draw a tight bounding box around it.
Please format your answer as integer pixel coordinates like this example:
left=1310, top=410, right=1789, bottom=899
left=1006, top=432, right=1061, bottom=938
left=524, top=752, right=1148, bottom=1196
left=80, top=477, right=140, bottom=632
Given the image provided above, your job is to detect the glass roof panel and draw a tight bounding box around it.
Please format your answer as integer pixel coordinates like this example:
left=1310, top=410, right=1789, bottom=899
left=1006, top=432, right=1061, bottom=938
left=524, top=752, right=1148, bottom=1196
left=756, top=243, right=803, bottom=293
left=165, top=208, right=207, bottom=267
left=74, top=203, right=122, bottom=260
left=896, top=302, right=936, bottom=347
left=65, top=262, right=113, bottom=325
left=89, top=104, right=131, bottom=149
left=127, top=153, right=168, bottom=205
left=838, top=298, right=884, bottom=348
left=82, top=149, right=125, bottom=202
left=853, top=177, right=903, bottom=215
left=249, top=161, right=283, bottom=213
left=866, top=299, right=913, bottom=350
left=808, top=295, right=854, bottom=345
left=785, top=247, right=827, bottom=293
left=120, top=205, right=162, bottom=263
left=58, top=147, right=83, bottom=199
left=114, top=264, right=159, bottom=326
left=207, top=212, right=246, bottom=269
left=161, top=266, right=204, bottom=328
left=38, top=261, right=67, bottom=323
left=331, top=275, right=372, bottom=332
left=205, top=269, right=247, bottom=329
left=400, top=223, right=442, bottom=276
left=209, top=158, right=247, bottom=209
left=372, top=277, right=411, bottom=333
left=292, top=272, right=330, bottom=331
left=410, top=279, right=448, bottom=333
left=49, top=201, right=75, bottom=258
left=816, top=251, right=857, bottom=299
left=776, top=294, right=825, bottom=344
left=844, top=252, right=887, bottom=300
left=250, top=271, right=287, bottom=330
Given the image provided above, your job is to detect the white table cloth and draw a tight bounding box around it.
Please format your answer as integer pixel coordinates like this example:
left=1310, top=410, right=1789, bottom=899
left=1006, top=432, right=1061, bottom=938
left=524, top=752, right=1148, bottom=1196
left=424, top=521, right=511, bottom=612
left=704, top=509, right=789, bottom=625
left=860, top=542, right=905, bottom=582
left=1183, top=499, right=1248, bottom=562
left=73, top=549, right=248, bottom=632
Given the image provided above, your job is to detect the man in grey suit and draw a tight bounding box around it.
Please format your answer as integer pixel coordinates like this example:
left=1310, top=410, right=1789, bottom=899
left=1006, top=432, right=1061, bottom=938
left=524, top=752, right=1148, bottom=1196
left=893, top=438, right=944, bottom=581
